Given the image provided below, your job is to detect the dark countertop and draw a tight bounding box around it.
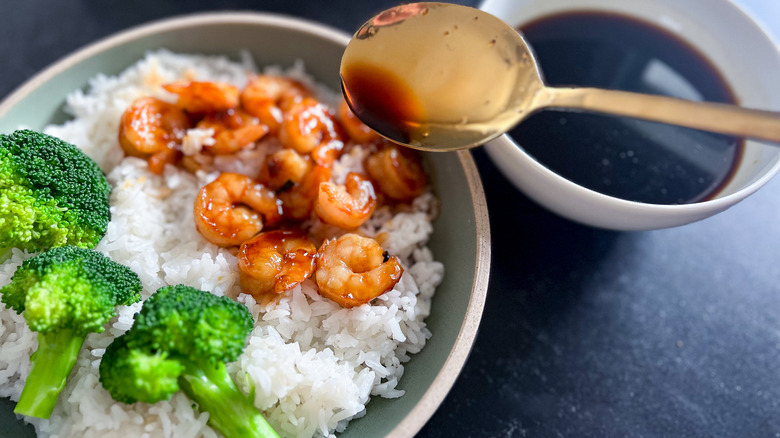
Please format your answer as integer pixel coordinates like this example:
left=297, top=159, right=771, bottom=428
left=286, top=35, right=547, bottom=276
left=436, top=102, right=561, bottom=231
left=2, top=1, right=779, bottom=437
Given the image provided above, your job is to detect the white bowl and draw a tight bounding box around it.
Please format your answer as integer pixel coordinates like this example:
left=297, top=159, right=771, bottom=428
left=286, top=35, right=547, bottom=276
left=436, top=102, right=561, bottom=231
left=480, top=0, right=780, bottom=230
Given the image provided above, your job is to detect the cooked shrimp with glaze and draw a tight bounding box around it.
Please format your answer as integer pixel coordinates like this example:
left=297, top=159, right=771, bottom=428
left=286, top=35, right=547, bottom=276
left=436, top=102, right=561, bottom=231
left=241, top=75, right=311, bottom=133
left=118, top=96, right=191, bottom=174
left=193, top=172, right=282, bottom=247
left=338, top=100, right=381, bottom=144
left=163, top=80, right=240, bottom=113
left=258, top=148, right=312, bottom=190
left=195, top=108, right=269, bottom=154
left=315, top=233, right=404, bottom=308
left=280, top=97, right=346, bottom=165
left=116, top=67, right=431, bottom=310
left=315, top=172, right=377, bottom=229
left=365, top=144, right=427, bottom=201
left=146, top=146, right=182, bottom=175
left=238, top=229, right=317, bottom=297
left=278, top=164, right=332, bottom=222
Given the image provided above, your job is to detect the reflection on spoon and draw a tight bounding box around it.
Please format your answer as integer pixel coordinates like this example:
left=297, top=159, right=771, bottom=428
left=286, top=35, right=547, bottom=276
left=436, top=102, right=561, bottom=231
left=340, top=2, right=780, bottom=151
left=355, top=3, right=430, bottom=37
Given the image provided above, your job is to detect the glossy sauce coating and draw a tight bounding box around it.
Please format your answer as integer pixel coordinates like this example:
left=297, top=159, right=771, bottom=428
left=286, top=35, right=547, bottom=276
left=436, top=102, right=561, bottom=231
left=341, top=61, right=424, bottom=144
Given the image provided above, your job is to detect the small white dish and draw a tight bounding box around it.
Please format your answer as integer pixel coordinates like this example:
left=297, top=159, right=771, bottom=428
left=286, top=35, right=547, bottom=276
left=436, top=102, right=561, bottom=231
left=480, top=0, right=780, bottom=230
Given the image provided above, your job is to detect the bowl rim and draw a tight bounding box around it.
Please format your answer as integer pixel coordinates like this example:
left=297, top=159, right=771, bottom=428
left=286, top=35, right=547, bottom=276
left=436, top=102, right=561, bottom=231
left=0, top=11, right=491, bottom=438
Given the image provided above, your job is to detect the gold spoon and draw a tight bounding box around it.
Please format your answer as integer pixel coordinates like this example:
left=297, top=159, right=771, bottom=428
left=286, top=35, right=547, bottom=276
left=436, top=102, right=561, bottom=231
left=340, top=2, right=780, bottom=151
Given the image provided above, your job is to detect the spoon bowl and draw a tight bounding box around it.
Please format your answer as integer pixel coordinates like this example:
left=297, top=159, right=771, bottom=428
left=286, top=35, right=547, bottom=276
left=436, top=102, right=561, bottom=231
left=341, top=2, right=780, bottom=151
left=341, top=2, right=545, bottom=150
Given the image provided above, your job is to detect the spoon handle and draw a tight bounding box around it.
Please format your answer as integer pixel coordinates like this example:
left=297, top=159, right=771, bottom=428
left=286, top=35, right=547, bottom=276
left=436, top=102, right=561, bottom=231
left=537, top=87, right=780, bottom=143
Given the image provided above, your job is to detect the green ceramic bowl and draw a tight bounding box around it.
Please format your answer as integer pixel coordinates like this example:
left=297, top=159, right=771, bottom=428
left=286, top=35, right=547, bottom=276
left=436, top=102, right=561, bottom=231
left=0, top=12, right=490, bottom=438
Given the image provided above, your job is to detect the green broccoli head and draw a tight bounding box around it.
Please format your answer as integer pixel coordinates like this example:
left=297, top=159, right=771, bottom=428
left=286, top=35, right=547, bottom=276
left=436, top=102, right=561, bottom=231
left=0, top=129, right=111, bottom=252
left=100, top=286, right=278, bottom=438
left=0, top=245, right=142, bottom=419
left=130, top=285, right=255, bottom=365
left=1, top=245, right=142, bottom=334
left=100, top=285, right=254, bottom=403
left=99, top=335, right=184, bottom=404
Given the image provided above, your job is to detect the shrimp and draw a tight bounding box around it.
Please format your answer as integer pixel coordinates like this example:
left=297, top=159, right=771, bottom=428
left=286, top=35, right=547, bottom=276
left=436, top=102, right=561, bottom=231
left=279, top=97, right=346, bottom=164
left=315, top=233, right=403, bottom=308
left=365, top=144, right=427, bottom=201
left=163, top=80, right=240, bottom=113
left=338, top=100, right=380, bottom=144
left=196, top=108, right=270, bottom=154
left=147, top=146, right=182, bottom=175
left=240, top=75, right=310, bottom=133
left=180, top=151, right=214, bottom=174
left=279, top=165, right=332, bottom=222
left=193, top=172, right=283, bottom=247
left=258, top=148, right=312, bottom=190
left=311, top=140, right=346, bottom=167
left=237, top=229, right=317, bottom=297
left=315, top=172, right=377, bottom=229
left=118, top=97, right=191, bottom=172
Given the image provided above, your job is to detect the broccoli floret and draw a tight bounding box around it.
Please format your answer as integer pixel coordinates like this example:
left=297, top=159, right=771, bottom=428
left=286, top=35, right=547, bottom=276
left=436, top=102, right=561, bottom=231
left=0, top=129, right=111, bottom=254
left=0, top=246, right=141, bottom=418
left=99, top=285, right=279, bottom=438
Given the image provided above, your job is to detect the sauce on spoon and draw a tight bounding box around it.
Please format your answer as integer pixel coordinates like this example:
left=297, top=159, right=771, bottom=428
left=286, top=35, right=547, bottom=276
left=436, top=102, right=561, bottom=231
left=341, top=2, right=537, bottom=151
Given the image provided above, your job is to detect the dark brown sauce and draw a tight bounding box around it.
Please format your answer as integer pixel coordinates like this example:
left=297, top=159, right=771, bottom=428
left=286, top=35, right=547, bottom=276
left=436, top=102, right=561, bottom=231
left=341, top=61, right=423, bottom=144
left=512, top=11, right=744, bottom=205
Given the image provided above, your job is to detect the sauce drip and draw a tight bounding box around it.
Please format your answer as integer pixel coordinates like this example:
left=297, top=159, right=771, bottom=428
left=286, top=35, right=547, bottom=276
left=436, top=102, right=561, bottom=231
left=341, top=61, right=424, bottom=144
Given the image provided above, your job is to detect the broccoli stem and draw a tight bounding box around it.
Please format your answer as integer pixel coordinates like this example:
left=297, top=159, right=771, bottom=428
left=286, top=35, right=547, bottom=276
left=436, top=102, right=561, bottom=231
left=14, top=329, right=86, bottom=418
left=179, top=360, right=280, bottom=438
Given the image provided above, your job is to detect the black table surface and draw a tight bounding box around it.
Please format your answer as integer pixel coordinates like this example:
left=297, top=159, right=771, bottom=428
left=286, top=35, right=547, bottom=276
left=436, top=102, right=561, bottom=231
left=2, top=1, right=779, bottom=437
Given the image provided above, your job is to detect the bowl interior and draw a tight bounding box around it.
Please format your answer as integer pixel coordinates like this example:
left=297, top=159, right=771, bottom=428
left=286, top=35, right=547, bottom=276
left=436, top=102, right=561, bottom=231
left=479, top=0, right=780, bottom=229
left=0, top=13, right=489, bottom=438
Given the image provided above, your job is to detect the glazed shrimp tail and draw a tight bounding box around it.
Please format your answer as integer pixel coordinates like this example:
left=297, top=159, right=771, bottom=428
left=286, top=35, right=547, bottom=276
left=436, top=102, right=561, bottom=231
left=258, top=148, right=312, bottom=190
left=147, top=146, right=182, bottom=175
left=196, top=108, right=269, bottom=155
left=118, top=97, right=191, bottom=173
left=278, top=165, right=332, bottom=222
left=315, top=172, right=377, bottom=229
left=315, top=233, right=403, bottom=308
left=338, top=100, right=380, bottom=144
left=193, top=173, right=283, bottom=247
left=280, top=98, right=346, bottom=165
left=238, top=229, right=317, bottom=297
left=240, top=75, right=311, bottom=133
left=365, top=144, right=427, bottom=201
left=163, top=80, right=240, bottom=113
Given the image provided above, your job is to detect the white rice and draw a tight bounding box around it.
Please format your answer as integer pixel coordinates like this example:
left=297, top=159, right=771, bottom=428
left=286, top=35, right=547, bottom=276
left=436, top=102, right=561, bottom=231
left=0, top=50, right=444, bottom=438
